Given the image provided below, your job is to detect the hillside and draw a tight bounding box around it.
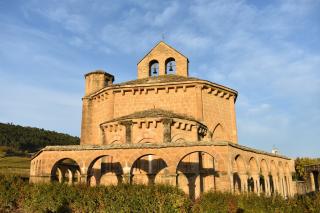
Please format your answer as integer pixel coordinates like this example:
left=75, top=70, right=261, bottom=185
left=0, top=122, right=80, bottom=153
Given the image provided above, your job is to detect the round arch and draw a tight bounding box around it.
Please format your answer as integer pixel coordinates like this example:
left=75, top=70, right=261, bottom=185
left=87, top=155, right=123, bottom=186
left=249, top=157, right=259, bottom=175
left=270, top=160, right=277, bottom=175
left=173, top=149, right=225, bottom=172
left=176, top=151, right=216, bottom=199
left=51, top=158, right=81, bottom=184
left=130, top=154, right=168, bottom=185
left=149, top=60, right=159, bottom=76
left=260, top=159, right=269, bottom=175
left=165, top=57, right=176, bottom=74
left=234, top=154, right=246, bottom=174
left=171, top=133, right=188, bottom=143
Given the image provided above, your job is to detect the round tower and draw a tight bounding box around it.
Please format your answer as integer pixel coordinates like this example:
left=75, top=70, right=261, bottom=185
left=84, top=70, right=114, bottom=95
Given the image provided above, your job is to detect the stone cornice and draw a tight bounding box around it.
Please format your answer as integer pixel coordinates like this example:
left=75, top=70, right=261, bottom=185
left=84, top=79, right=238, bottom=102
left=32, top=141, right=290, bottom=160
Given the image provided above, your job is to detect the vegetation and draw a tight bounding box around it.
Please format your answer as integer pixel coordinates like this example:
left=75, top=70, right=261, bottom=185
left=0, top=175, right=191, bottom=213
left=0, top=122, right=79, bottom=153
left=295, top=157, right=320, bottom=181
left=2, top=175, right=320, bottom=213
left=0, top=155, right=30, bottom=178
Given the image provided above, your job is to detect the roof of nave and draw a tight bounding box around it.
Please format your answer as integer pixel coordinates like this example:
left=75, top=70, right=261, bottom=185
left=32, top=141, right=291, bottom=160
left=104, top=108, right=199, bottom=123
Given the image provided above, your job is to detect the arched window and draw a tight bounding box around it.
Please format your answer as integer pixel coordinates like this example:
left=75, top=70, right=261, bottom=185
left=149, top=60, right=159, bottom=77
left=165, top=58, right=176, bottom=74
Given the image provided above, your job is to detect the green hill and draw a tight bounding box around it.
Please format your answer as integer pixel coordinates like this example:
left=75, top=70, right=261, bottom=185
left=0, top=122, right=80, bottom=153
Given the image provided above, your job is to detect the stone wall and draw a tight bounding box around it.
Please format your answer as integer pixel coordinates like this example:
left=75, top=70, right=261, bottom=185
left=30, top=142, right=296, bottom=198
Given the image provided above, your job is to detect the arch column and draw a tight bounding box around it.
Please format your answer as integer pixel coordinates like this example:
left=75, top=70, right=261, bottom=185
left=67, top=170, right=73, bottom=185
left=263, top=173, right=270, bottom=196
left=252, top=175, right=260, bottom=194
left=310, top=172, right=316, bottom=192
left=239, top=174, right=248, bottom=193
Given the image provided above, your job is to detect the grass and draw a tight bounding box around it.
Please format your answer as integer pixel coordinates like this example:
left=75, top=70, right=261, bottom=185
left=0, top=150, right=30, bottom=178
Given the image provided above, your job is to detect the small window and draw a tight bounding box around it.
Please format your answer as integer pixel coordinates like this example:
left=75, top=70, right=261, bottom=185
left=165, top=58, right=176, bottom=74
left=149, top=60, right=159, bottom=77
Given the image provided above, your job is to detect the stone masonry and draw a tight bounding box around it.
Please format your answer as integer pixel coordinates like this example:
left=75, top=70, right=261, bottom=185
left=30, top=41, right=296, bottom=198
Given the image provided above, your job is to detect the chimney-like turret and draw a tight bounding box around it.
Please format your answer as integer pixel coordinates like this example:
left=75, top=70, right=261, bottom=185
left=84, top=70, right=114, bottom=96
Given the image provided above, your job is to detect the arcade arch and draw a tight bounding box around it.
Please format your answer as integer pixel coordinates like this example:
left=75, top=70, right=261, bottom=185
left=51, top=158, right=81, bottom=185
left=176, top=151, right=216, bottom=199
left=87, top=155, right=123, bottom=186
left=130, top=154, right=168, bottom=185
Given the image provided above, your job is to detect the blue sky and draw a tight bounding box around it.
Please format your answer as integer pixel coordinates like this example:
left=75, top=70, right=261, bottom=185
left=0, top=0, right=319, bottom=157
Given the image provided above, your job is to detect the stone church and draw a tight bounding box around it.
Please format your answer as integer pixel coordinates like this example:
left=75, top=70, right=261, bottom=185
left=30, top=41, right=296, bottom=199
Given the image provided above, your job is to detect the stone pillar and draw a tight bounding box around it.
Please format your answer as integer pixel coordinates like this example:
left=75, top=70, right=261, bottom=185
left=80, top=174, right=88, bottom=184
left=264, top=174, right=270, bottom=196
left=68, top=170, right=73, bottom=185
left=252, top=175, right=260, bottom=194
left=240, top=174, right=248, bottom=193
left=162, top=118, right=173, bottom=143
left=310, top=172, right=316, bottom=192
left=120, top=120, right=133, bottom=144
left=195, top=85, right=203, bottom=121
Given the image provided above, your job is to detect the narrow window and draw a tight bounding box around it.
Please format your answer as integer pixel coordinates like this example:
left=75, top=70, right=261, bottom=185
left=165, top=58, right=176, bottom=74
left=149, top=60, right=159, bottom=77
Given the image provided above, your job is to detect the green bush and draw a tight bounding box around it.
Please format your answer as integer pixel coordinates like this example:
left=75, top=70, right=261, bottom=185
left=0, top=176, right=190, bottom=213
left=2, top=175, right=320, bottom=213
left=192, top=192, right=320, bottom=213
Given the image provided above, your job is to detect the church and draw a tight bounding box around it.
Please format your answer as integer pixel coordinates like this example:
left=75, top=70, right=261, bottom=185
left=30, top=41, right=296, bottom=199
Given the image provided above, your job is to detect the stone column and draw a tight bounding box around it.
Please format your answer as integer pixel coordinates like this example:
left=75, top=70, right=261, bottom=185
left=68, top=170, right=73, bottom=185
left=120, top=120, right=133, bottom=144
left=252, top=175, right=260, bottom=194
left=264, top=174, right=270, bottom=196
left=310, top=172, right=316, bottom=192
left=162, top=118, right=173, bottom=143
left=240, top=174, right=248, bottom=193
left=80, top=174, right=88, bottom=184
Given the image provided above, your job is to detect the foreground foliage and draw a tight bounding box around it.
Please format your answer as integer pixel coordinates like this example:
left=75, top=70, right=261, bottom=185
left=1, top=175, right=320, bottom=212
left=0, top=175, right=190, bottom=213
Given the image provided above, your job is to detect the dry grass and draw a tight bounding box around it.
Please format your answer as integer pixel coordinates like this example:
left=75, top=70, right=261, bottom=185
left=0, top=153, right=30, bottom=177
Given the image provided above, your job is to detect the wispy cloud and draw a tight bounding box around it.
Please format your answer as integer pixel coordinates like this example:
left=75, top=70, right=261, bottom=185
left=0, top=0, right=319, bottom=157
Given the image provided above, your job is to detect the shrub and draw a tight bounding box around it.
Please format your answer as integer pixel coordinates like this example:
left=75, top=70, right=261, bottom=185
left=0, top=175, right=27, bottom=212
left=2, top=175, right=320, bottom=213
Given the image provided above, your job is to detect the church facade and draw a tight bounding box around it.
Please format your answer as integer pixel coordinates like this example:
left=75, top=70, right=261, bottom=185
left=30, top=41, right=296, bottom=198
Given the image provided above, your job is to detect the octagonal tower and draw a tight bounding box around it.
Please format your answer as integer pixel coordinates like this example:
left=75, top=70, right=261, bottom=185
left=81, top=41, right=238, bottom=145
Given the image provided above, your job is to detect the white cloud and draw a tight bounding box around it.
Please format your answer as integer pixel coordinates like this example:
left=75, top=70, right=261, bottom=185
left=1, top=0, right=320, bottom=156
